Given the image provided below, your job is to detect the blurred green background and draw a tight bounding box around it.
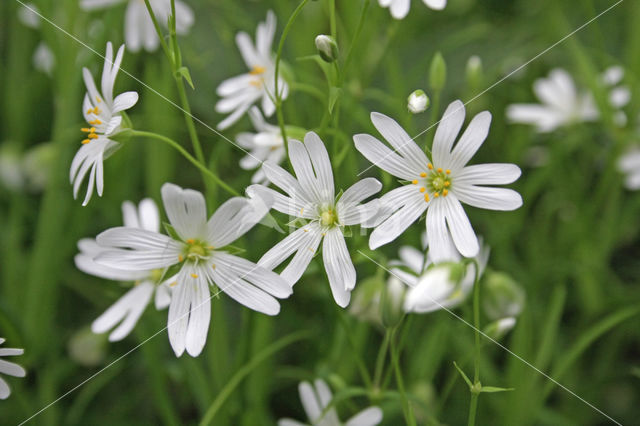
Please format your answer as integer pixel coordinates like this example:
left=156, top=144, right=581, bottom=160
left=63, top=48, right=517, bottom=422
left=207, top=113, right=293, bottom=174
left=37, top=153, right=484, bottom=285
left=1, top=0, right=640, bottom=424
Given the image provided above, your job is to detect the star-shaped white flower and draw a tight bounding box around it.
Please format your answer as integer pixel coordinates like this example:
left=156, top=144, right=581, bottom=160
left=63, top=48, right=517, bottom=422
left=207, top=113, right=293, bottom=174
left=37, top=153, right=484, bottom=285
left=237, top=107, right=287, bottom=184
left=95, top=183, right=292, bottom=357
left=278, top=379, right=383, bottom=426
left=354, top=100, right=522, bottom=261
left=0, top=338, right=26, bottom=400
left=80, top=0, right=194, bottom=52
left=215, top=10, right=289, bottom=130
left=378, top=0, right=446, bottom=20
left=76, top=198, right=173, bottom=342
left=506, top=67, right=630, bottom=133
left=71, top=42, right=138, bottom=205
left=249, top=133, right=381, bottom=308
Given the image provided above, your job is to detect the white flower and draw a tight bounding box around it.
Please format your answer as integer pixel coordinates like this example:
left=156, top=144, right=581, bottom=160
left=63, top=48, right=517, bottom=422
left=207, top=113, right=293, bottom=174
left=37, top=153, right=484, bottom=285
left=278, top=379, right=383, bottom=426
left=248, top=132, right=381, bottom=308
left=71, top=42, right=138, bottom=205
left=76, top=199, right=173, bottom=342
left=236, top=107, right=287, bottom=184
left=215, top=10, right=289, bottom=130
left=94, top=183, right=292, bottom=357
left=618, top=147, right=640, bottom=190
left=18, top=2, right=40, bottom=28
left=33, top=42, right=55, bottom=76
left=354, top=101, right=522, bottom=261
left=407, top=89, right=429, bottom=114
left=378, top=0, right=446, bottom=20
left=506, top=67, right=630, bottom=133
left=0, top=338, right=26, bottom=400
left=80, top=0, right=194, bottom=52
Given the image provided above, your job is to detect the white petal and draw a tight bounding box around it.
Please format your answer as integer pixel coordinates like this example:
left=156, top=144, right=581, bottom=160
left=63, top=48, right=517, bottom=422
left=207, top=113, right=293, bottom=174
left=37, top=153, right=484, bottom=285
left=345, top=407, right=384, bottom=426
left=80, top=0, right=123, bottom=10
left=112, top=91, right=139, bottom=114
left=261, top=92, right=276, bottom=117
left=432, top=100, right=466, bottom=167
left=139, top=198, right=160, bottom=232
left=167, top=269, right=190, bottom=357
left=214, top=253, right=292, bottom=298
left=390, top=0, right=410, bottom=19
left=455, top=163, right=521, bottom=186
left=122, top=200, right=139, bottom=228
left=505, top=104, right=561, bottom=132
left=92, top=282, right=154, bottom=341
left=371, top=112, right=429, bottom=174
left=313, top=379, right=341, bottom=424
left=236, top=32, right=260, bottom=68
left=536, top=69, right=576, bottom=110
left=340, top=199, right=381, bottom=226
left=256, top=10, right=276, bottom=58
left=212, top=263, right=280, bottom=315
left=217, top=99, right=255, bottom=130
left=97, top=227, right=178, bottom=251
left=448, top=111, right=492, bottom=170
left=216, top=74, right=255, bottom=96
left=0, top=348, right=24, bottom=357
left=426, top=200, right=451, bottom=263
left=303, top=132, right=335, bottom=202
left=322, top=228, right=355, bottom=307
left=75, top=251, right=146, bottom=281
left=262, top=162, right=314, bottom=205
left=454, top=184, right=523, bottom=211
left=609, top=87, right=631, bottom=108
left=207, top=195, right=270, bottom=247
left=369, top=188, right=427, bottom=249
left=353, top=134, right=419, bottom=180
left=423, top=0, right=446, bottom=10
left=185, top=271, right=211, bottom=357
left=247, top=184, right=313, bottom=219
left=0, top=377, right=10, bottom=399
left=298, top=381, right=322, bottom=422
left=288, top=139, right=330, bottom=204
left=174, top=0, right=194, bottom=34
left=258, top=226, right=312, bottom=271
left=443, top=195, right=479, bottom=258
left=337, top=177, right=382, bottom=208
left=155, top=282, right=172, bottom=309
left=161, top=183, right=208, bottom=240
left=277, top=420, right=307, bottom=426
left=124, top=1, right=143, bottom=52
left=398, top=246, right=425, bottom=274
left=0, top=359, right=26, bottom=378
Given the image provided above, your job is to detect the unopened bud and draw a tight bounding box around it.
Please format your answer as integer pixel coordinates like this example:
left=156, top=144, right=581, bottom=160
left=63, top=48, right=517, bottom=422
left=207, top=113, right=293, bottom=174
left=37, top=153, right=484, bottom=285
left=315, top=35, right=339, bottom=63
left=482, top=271, right=525, bottom=321
left=407, top=90, right=429, bottom=114
left=466, top=55, right=483, bottom=90
left=429, top=52, right=447, bottom=91
left=483, top=317, right=517, bottom=340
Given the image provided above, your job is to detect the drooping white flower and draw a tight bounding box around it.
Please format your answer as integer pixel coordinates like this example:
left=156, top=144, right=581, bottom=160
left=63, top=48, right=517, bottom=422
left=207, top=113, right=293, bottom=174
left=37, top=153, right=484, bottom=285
left=618, top=147, right=640, bottom=190
left=506, top=67, right=630, bottom=133
left=80, top=0, right=194, bottom=52
left=94, top=183, right=292, bottom=357
left=71, top=42, right=138, bottom=206
left=354, top=101, right=522, bottom=261
left=0, top=338, right=26, bottom=400
left=249, top=132, right=381, bottom=308
left=215, top=10, right=289, bottom=130
left=278, top=379, right=383, bottom=426
left=378, top=0, right=446, bottom=20
left=76, top=198, right=173, bottom=342
left=236, top=107, right=287, bottom=184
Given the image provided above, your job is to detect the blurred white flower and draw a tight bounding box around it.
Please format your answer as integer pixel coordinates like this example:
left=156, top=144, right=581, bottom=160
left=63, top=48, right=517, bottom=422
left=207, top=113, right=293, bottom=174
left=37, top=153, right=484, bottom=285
left=0, top=146, right=25, bottom=191
left=407, top=89, right=429, bottom=114
left=378, top=0, right=446, bottom=20
left=94, top=183, right=291, bottom=357
left=0, top=338, right=26, bottom=400
left=71, top=42, right=138, bottom=205
left=617, top=147, right=640, bottom=190
left=18, top=2, right=40, bottom=28
left=249, top=133, right=381, bottom=307
left=349, top=274, right=405, bottom=326
left=216, top=11, right=289, bottom=130
left=80, top=0, right=194, bottom=52
left=354, top=101, right=522, bottom=261
left=483, top=317, right=516, bottom=340
left=278, top=379, right=383, bottom=426
left=76, top=199, right=174, bottom=342
left=33, top=42, right=55, bottom=76
left=506, top=67, right=630, bottom=132
left=236, top=107, right=287, bottom=184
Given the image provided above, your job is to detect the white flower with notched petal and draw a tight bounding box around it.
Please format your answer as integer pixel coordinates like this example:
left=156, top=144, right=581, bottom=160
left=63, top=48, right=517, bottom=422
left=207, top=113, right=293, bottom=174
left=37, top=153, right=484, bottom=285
left=249, top=133, right=381, bottom=308
left=0, top=338, right=26, bottom=400
left=76, top=198, right=173, bottom=342
left=95, top=183, right=292, bottom=357
left=216, top=10, right=289, bottom=130
left=71, top=42, right=138, bottom=205
left=237, top=107, right=287, bottom=184
left=278, top=379, right=383, bottom=426
left=378, top=0, right=446, bottom=20
left=80, top=0, right=194, bottom=52
left=618, top=147, right=640, bottom=190
left=354, top=101, right=522, bottom=261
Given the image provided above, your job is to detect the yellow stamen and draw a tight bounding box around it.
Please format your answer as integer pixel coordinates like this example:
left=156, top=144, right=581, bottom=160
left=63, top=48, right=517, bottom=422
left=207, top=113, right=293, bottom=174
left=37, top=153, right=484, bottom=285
left=170, top=281, right=177, bottom=287
left=93, top=107, right=100, bottom=114
left=212, top=264, right=216, bottom=270
left=96, top=96, right=102, bottom=103
left=420, top=172, right=427, bottom=177
left=190, top=273, right=199, bottom=278
left=434, top=192, right=440, bottom=197
left=308, top=248, right=315, bottom=253
left=249, top=80, right=262, bottom=87
left=437, top=168, right=443, bottom=173
left=424, top=193, right=430, bottom=202
left=88, top=133, right=98, bottom=139
left=444, top=181, right=450, bottom=187
left=89, top=119, right=102, bottom=125
left=303, top=229, right=308, bottom=232
left=300, top=208, right=304, bottom=215
left=412, top=180, right=418, bottom=185
left=178, top=255, right=184, bottom=262
left=442, top=189, right=449, bottom=196
left=81, top=139, right=91, bottom=144
left=207, top=246, right=214, bottom=250
left=186, top=238, right=195, bottom=244
left=249, top=65, right=266, bottom=75
left=86, top=108, right=93, bottom=114
left=428, top=163, right=434, bottom=170
left=445, top=169, right=451, bottom=175
left=419, top=187, right=425, bottom=193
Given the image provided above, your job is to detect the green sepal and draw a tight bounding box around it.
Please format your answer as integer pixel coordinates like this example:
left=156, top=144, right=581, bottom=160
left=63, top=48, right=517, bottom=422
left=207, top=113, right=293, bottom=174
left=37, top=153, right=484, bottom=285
left=177, top=66, right=195, bottom=89
left=479, top=386, right=515, bottom=393
left=453, top=361, right=473, bottom=389
left=163, top=222, right=182, bottom=241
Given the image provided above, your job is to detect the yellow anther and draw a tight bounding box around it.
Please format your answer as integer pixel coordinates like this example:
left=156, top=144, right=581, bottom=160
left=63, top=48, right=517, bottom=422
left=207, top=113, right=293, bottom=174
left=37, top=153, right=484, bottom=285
left=186, top=239, right=195, bottom=244
left=300, top=208, right=304, bottom=215
left=96, top=96, right=102, bottom=103
left=89, top=119, right=102, bottom=125
left=212, top=264, right=216, bottom=270
left=249, top=65, right=266, bottom=75
left=412, top=180, right=418, bottom=185
left=93, top=107, right=100, bottom=114
left=170, top=281, right=177, bottom=287
left=420, top=172, right=427, bottom=177
left=249, top=80, right=262, bottom=87
left=308, top=248, right=315, bottom=253
left=442, top=189, right=449, bottom=196
left=437, top=168, right=443, bottom=173
left=190, top=273, right=199, bottom=278
left=322, top=232, right=326, bottom=236
left=303, top=229, right=308, bottom=232
left=178, top=255, right=184, bottom=262
left=88, top=133, right=98, bottom=139
left=419, top=187, right=426, bottom=193
left=81, top=127, right=91, bottom=133
left=86, top=108, right=93, bottom=114
left=81, top=139, right=91, bottom=144
left=434, top=192, right=440, bottom=198
left=444, top=181, right=450, bottom=187
left=445, top=169, right=451, bottom=175
left=424, top=193, right=430, bottom=202
left=427, top=163, right=434, bottom=170
left=207, top=246, right=214, bottom=250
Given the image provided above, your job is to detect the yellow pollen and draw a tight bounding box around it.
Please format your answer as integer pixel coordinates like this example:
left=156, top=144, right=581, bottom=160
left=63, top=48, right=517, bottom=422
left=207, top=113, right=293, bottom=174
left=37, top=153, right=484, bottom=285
left=412, top=180, right=418, bottom=185
left=303, top=229, right=308, bottom=232
left=86, top=108, right=93, bottom=114
left=437, top=168, right=443, bottom=173
left=212, top=264, right=216, bottom=270
left=420, top=172, right=427, bottom=177
left=428, top=163, right=434, bottom=170
left=442, top=189, right=449, bottom=196
left=88, top=133, right=98, bottom=139
left=300, top=208, right=304, bottom=215
left=89, top=119, right=102, bottom=125
left=444, top=181, right=450, bottom=187
left=186, top=239, right=195, bottom=244
left=446, top=169, right=451, bottom=174
left=434, top=192, right=440, bottom=197
left=249, top=65, right=266, bottom=75
left=308, top=248, right=315, bottom=253
left=249, top=80, right=262, bottom=87
left=190, top=273, right=199, bottom=278
left=178, top=255, right=184, bottom=262
left=322, top=232, right=326, bottom=236
left=81, top=127, right=93, bottom=133
left=424, top=193, right=430, bottom=202
left=419, top=187, right=426, bottom=193
left=170, top=281, right=177, bottom=287
left=93, top=107, right=100, bottom=114
left=81, top=139, right=91, bottom=144
left=96, top=96, right=102, bottom=103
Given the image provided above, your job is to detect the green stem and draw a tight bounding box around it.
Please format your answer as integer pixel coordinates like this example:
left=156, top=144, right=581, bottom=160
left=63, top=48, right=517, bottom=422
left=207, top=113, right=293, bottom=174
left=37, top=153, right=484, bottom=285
left=337, top=310, right=373, bottom=389
left=274, top=0, right=311, bottom=160
left=143, top=0, right=172, bottom=61
left=130, top=130, right=238, bottom=196
left=467, top=261, right=482, bottom=426
left=373, top=330, right=391, bottom=390
left=198, top=330, right=310, bottom=426
left=341, top=0, right=371, bottom=83
left=390, top=328, right=416, bottom=426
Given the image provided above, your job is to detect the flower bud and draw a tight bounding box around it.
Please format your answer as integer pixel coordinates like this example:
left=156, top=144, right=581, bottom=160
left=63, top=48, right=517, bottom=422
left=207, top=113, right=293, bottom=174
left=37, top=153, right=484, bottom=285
left=483, top=317, right=517, bottom=340
left=315, top=35, right=339, bottom=63
left=429, top=52, right=447, bottom=91
left=466, top=55, right=483, bottom=90
left=68, top=327, right=107, bottom=367
left=404, top=262, right=469, bottom=314
left=407, top=89, right=429, bottom=114
left=381, top=275, right=406, bottom=328
left=482, top=271, right=525, bottom=321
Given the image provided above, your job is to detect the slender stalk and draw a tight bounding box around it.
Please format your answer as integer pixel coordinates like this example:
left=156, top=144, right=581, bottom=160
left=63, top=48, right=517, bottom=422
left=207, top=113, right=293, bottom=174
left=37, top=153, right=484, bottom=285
left=341, top=0, right=371, bottom=82
left=337, top=310, right=373, bottom=389
left=143, top=0, right=172, bottom=60
left=390, top=327, right=417, bottom=426
left=373, top=330, right=391, bottom=390
left=130, top=130, right=238, bottom=196
left=274, top=0, right=311, bottom=160
left=467, top=262, right=482, bottom=426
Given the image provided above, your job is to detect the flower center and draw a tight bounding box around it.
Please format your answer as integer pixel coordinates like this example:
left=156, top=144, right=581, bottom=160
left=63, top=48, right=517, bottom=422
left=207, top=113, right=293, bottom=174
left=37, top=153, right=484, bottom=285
left=320, top=208, right=338, bottom=227
left=80, top=126, right=99, bottom=145
left=149, top=268, right=164, bottom=283
left=411, top=163, right=452, bottom=201
left=181, top=238, right=213, bottom=263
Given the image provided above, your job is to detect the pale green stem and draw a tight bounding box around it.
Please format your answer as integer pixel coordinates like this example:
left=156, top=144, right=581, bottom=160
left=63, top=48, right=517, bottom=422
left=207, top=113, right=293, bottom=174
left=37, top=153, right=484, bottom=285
left=467, top=261, right=482, bottom=426
left=390, top=327, right=417, bottom=426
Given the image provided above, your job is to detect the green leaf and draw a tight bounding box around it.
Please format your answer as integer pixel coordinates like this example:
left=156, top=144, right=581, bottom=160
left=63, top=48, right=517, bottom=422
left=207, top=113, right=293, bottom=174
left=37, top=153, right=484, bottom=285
left=480, top=386, right=515, bottom=393
left=177, top=66, right=195, bottom=89
left=453, top=361, right=473, bottom=389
